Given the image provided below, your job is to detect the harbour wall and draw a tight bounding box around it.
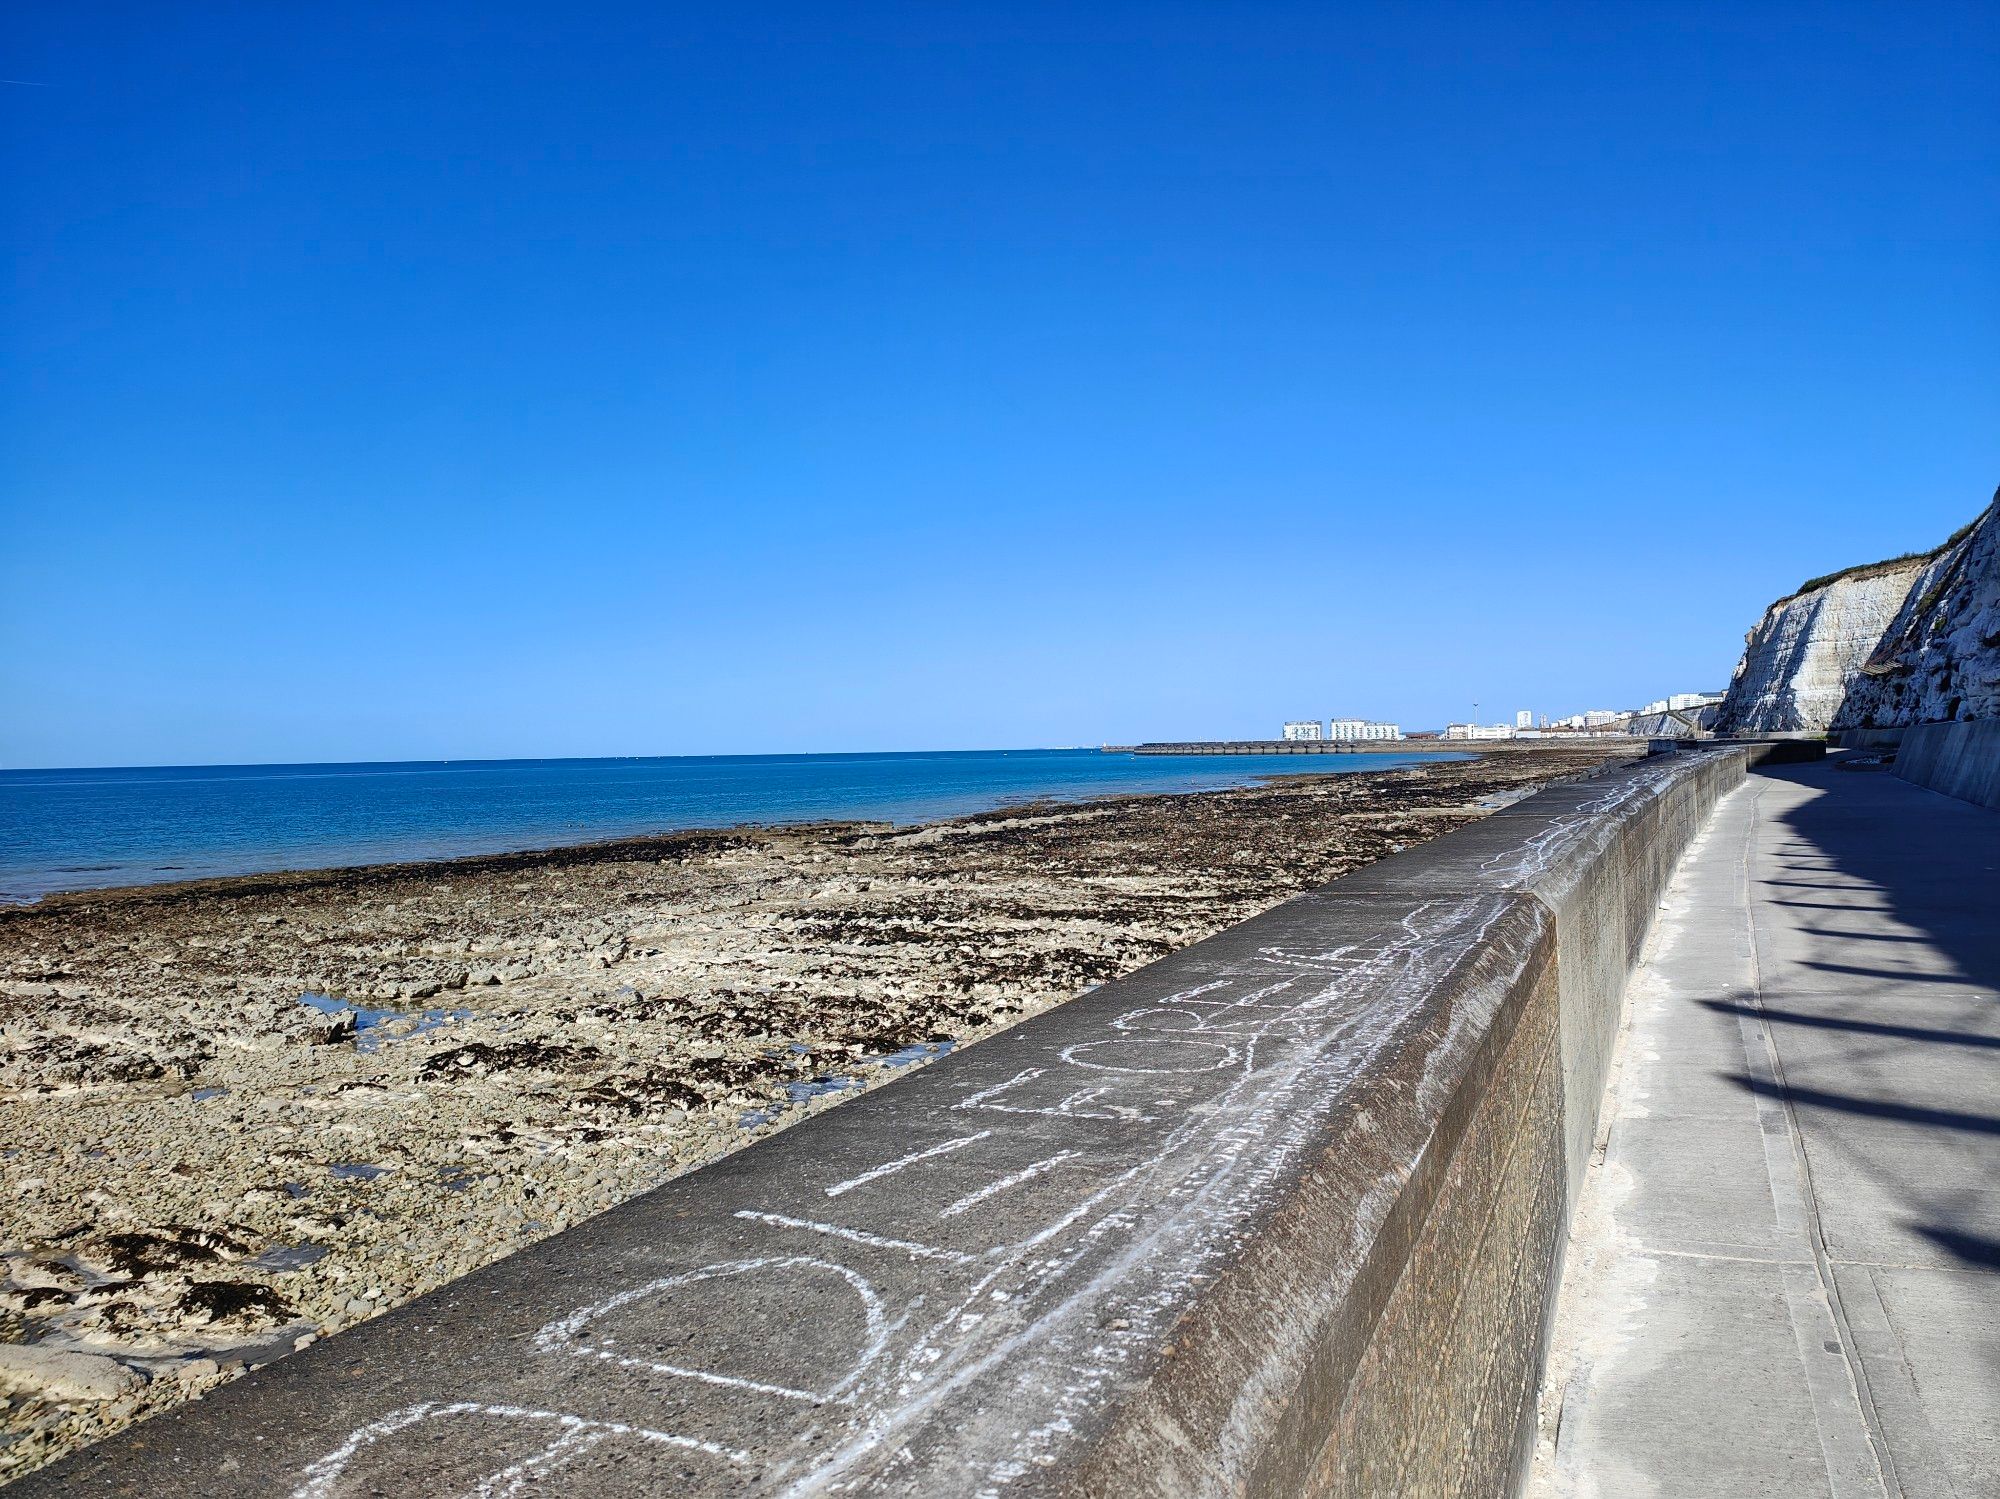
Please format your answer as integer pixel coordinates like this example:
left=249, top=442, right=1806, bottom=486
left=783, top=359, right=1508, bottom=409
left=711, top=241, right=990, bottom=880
left=27, top=745, right=1797, bottom=1499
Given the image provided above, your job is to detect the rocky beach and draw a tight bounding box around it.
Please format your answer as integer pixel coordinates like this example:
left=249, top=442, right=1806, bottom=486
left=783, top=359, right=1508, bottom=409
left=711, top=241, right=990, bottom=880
left=0, top=745, right=1630, bottom=1481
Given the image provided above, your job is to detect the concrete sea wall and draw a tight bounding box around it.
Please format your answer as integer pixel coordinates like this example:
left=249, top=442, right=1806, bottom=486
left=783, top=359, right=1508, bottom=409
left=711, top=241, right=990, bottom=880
left=1890, top=719, right=2000, bottom=810
left=25, top=748, right=1788, bottom=1499
left=1828, top=720, right=2000, bottom=810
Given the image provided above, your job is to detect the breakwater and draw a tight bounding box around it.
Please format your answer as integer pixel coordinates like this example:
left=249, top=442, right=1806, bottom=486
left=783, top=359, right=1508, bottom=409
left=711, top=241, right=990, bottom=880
left=22, top=745, right=1798, bottom=1498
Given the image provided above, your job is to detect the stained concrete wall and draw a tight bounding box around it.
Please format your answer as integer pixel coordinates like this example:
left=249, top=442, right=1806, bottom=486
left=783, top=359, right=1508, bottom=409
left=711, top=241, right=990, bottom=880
left=1830, top=726, right=1907, bottom=751
left=21, top=748, right=1785, bottom=1499
left=1892, top=718, right=2000, bottom=810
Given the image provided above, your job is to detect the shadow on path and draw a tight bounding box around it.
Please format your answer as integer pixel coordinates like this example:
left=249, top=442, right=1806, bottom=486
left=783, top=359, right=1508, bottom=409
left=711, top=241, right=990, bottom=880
left=1700, top=997, right=2000, bottom=1052
left=1726, top=761, right=2000, bottom=1279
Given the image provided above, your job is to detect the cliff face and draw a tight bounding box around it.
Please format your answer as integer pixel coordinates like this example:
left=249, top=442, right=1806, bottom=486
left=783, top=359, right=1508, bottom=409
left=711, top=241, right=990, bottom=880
left=1714, top=493, right=2000, bottom=736
left=1833, top=497, right=2000, bottom=728
left=1713, top=557, right=1930, bottom=734
left=1627, top=703, right=1721, bottom=739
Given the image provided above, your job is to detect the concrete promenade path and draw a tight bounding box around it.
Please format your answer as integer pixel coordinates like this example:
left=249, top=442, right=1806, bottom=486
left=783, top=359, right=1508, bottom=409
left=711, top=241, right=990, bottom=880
left=1534, top=756, right=2000, bottom=1498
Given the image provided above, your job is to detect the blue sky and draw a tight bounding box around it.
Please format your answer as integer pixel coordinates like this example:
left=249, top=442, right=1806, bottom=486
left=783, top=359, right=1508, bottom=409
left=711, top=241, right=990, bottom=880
left=3, top=2, right=1995, bottom=767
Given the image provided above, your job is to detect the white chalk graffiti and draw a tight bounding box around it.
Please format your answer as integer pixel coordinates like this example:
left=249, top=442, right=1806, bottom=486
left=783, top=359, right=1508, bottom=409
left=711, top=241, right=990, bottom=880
left=533, top=1256, right=889, bottom=1405
left=732, top=1210, right=978, bottom=1265
left=954, top=1066, right=1151, bottom=1121
left=291, top=1401, right=746, bottom=1499
left=1059, top=1036, right=1240, bottom=1072
left=290, top=858, right=1572, bottom=1495
left=937, top=1150, right=1082, bottom=1219
left=823, top=1131, right=991, bottom=1197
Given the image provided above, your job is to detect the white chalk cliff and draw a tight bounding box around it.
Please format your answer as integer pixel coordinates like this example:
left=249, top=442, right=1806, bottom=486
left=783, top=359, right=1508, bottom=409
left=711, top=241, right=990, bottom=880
left=1714, top=491, right=2000, bottom=735
left=1835, top=494, right=2000, bottom=728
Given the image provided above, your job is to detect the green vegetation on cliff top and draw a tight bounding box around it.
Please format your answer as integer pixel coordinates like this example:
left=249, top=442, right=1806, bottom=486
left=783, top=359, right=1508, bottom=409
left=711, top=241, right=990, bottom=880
left=1780, top=513, right=1981, bottom=604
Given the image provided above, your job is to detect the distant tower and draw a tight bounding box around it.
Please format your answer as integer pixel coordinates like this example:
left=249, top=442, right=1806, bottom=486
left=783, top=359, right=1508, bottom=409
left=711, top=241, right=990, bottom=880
left=1515, top=709, right=1534, bottom=730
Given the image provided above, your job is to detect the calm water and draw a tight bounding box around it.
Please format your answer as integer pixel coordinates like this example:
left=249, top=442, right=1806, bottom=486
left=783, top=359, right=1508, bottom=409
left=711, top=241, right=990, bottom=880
left=0, top=748, right=1466, bottom=903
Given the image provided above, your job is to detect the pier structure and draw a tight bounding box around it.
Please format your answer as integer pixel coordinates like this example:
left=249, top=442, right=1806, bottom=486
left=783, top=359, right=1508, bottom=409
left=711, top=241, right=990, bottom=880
left=1120, top=738, right=1622, bottom=755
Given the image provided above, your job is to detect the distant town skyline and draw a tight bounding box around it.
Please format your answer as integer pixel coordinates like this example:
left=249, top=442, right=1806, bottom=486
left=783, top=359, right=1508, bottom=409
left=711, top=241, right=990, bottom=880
left=3, top=3, right=1994, bottom=769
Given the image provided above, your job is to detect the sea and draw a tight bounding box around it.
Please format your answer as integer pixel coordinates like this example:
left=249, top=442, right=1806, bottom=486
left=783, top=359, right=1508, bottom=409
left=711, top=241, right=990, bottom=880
left=0, top=747, right=1466, bottom=904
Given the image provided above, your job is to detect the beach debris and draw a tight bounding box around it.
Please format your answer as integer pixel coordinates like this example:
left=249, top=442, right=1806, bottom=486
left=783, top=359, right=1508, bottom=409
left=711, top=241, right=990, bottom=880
left=417, top=1040, right=602, bottom=1080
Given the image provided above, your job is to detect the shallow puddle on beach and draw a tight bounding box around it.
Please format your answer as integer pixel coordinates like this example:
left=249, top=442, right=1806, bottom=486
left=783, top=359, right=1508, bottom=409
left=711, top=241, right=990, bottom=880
left=245, top=1245, right=328, bottom=1273
left=296, top=992, right=472, bottom=1051
left=743, top=1039, right=958, bottom=1125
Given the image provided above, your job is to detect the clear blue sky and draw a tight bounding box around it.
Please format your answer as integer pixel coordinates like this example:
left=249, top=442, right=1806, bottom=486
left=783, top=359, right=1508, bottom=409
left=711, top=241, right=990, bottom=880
left=3, top=3, right=1994, bottom=767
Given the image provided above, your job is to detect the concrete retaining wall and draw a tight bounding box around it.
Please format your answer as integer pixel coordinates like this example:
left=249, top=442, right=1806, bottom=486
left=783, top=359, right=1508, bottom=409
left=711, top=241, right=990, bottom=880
left=1830, top=726, right=1907, bottom=751
left=1891, top=719, right=2000, bottom=809
left=23, top=748, right=1788, bottom=1499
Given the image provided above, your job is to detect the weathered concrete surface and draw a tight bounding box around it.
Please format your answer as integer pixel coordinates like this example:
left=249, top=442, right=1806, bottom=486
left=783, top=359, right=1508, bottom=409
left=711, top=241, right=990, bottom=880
left=1893, top=718, right=2000, bottom=811
left=17, top=752, right=1761, bottom=1499
left=1532, top=758, right=2000, bottom=1498
left=1336, top=747, right=1804, bottom=1211
left=1831, top=727, right=1908, bottom=751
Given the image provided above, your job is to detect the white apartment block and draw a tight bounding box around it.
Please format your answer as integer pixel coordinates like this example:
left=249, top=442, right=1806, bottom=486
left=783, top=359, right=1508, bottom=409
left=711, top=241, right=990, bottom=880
left=1515, top=709, right=1534, bottom=729
left=1281, top=720, right=1324, bottom=741
left=1327, top=719, right=1403, bottom=742
left=1444, top=723, right=1514, bottom=740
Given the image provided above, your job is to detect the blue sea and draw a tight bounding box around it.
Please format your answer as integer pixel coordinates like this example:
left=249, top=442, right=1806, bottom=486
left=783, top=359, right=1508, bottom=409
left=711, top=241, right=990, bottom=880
left=0, top=748, right=1465, bottom=904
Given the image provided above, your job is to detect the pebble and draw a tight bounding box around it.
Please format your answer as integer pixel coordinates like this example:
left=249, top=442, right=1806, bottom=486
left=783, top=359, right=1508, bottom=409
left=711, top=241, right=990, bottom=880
left=0, top=1347, right=145, bottom=1402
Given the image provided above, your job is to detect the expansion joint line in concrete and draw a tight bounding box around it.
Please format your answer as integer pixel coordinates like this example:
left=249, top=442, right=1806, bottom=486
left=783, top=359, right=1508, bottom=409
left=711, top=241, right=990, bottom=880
left=1734, top=780, right=1901, bottom=1499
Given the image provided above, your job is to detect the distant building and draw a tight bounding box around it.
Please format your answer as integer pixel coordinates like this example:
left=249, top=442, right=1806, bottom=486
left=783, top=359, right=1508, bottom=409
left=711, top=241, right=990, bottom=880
left=1281, top=720, right=1323, bottom=741
left=1327, top=718, right=1403, bottom=742
left=1636, top=692, right=1723, bottom=716
left=1444, top=722, right=1514, bottom=740
left=1515, top=709, right=1534, bottom=730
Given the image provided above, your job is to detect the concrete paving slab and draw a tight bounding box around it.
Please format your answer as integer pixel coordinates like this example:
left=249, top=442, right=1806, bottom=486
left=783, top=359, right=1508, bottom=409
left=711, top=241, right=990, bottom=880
left=1616, top=1054, right=1766, bottom=1122
left=1600, top=1116, right=1785, bottom=1252
left=1549, top=1251, right=1841, bottom=1499
left=1631, top=936, right=1756, bottom=995
left=1535, top=758, right=2000, bottom=1499
left=1796, top=1133, right=2000, bottom=1272
left=1839, top=1263, right=2000, bottom=1495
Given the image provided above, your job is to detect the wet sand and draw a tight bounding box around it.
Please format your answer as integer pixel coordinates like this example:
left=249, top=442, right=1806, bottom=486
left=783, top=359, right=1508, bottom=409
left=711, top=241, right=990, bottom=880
left=0, top=745, right=1631, bottom=1480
